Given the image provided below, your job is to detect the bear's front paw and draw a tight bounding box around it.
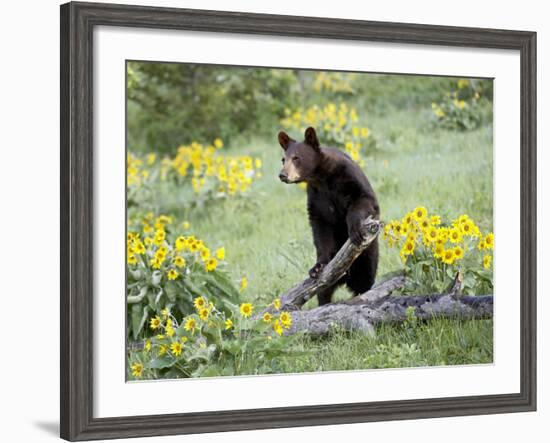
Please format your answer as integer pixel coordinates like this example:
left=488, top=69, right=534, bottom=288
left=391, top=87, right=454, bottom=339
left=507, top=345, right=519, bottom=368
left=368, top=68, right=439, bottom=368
left=349, top=223, right=365, bottom=246
left=309, top=262, right=326, bottom=279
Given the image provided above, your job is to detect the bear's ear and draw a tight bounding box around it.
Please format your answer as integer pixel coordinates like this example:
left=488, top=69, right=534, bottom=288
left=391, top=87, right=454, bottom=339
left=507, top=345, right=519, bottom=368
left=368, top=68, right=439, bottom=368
left=304, top=127, right=320, bottom=151
left=278, top=131, right=294, bottom=151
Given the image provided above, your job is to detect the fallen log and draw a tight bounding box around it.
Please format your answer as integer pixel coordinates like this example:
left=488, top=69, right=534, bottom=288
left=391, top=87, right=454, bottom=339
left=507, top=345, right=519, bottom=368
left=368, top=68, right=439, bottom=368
left=285, top=289, right=493, bottom=336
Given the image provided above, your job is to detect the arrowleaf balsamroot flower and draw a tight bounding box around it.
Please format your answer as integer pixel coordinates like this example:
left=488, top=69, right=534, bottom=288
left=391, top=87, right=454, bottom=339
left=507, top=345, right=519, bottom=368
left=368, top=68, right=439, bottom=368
left=167, top=269, right=179, bottom=280
left=170, top=342, right=183, bottom=357
left=240, top=303, right=254, bottom=318
left=215, top=247, right=225, bottom=260
left=131, top=362, right=143, bottom=378
left=149, top=316, right=161, bottom=330
left=184, top=317, right=197, bottom=333
left=279, top=312, right=292, bottom=329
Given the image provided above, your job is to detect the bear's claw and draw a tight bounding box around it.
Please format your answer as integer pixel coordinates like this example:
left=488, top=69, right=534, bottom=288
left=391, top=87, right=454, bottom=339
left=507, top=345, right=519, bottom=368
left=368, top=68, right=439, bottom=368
left=349, top=225, right=365, bottom=246
left=309, top=262, right=326, bottom=279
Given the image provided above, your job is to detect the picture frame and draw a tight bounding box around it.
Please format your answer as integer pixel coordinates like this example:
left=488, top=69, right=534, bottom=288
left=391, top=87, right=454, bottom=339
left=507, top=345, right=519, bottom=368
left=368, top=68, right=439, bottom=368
left=60, top=1, right=537, bottom=441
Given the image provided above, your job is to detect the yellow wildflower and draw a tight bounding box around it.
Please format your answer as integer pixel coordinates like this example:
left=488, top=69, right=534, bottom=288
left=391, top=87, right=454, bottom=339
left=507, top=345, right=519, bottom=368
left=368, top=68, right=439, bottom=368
left=402, top=239, right=415, bottom=256
left=263, top=312, right=273, bottom=323
left=280, top=312, right=292, bottom=329
left=453, top=246, right=465, bottom=260
left=430, top=215, right=441, bottom=226
left=240, top=303, right=254, bottom=318
left=442, top=249, right=455, bottom=265
left=175, top=236, right=187, bottom=251
left=426, top=226, right=438, bottom=243
left=273, top=298, right=281, bottom=310
left=460, top=220, right=476, bottom=236
left=150, top=257, right=162, bottom=269
left=205, top=257, right=218, bottom=272
left=240, top=277, right=248, bottom=291
left=483, top=254, right=492, bottom=269
left=485, top=233, right=494, bottom=250
left=215, top=247, right=226, bottom=260
left=174, top=256, right=186, bottom=268
left=224, top=318, right=233, bottom=330
left=434, top=243, right=445, bottom=259
left=272, top=319, right=283, bottom=336
left=199, top=308, right=210, bottom=321
left=167, top=269, right=179, bottom=280
left=413, top=206, right=428, bottom=221
left=170, top=342, right=183, bottom=357
left=449, top=227, right=463, bottom=244
left=166, top=326, right=175, bottom=337
left=149, top=316, right=161, bottom=330
left=184, top=317, right=197, bottom=333
left=200, top=248, right=211, bottom=262
left=193, top=296, right=206, bottom=311
left=131, top=362, right=143, bottom=378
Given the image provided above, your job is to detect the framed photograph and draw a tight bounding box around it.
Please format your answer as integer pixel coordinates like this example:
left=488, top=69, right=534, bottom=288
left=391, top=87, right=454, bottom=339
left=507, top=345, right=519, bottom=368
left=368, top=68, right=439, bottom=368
left=60, top=1, right=536, bottom=440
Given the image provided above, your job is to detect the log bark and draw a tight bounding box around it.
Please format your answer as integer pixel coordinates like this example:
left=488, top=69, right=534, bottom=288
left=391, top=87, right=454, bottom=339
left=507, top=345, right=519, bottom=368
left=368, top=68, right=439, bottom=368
left=285, top=290, right=493, bottom=336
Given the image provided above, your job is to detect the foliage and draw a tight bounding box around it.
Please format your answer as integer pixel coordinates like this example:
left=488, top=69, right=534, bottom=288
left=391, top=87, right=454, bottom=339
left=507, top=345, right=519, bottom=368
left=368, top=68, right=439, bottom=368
left=312, top=72, right=355, bottom=95
left=126, top=213, right=242, bottom=340
left=384, top=207, right=494, bottom=295
left=127, top=139, right=262, bottom=211
left=431, top=78, right=492, bottom=131
left=127, top=62, right=300, bottom=153
left=128, top=295, right=306, bottom=379
left=280, top=102, right=376, bottom=165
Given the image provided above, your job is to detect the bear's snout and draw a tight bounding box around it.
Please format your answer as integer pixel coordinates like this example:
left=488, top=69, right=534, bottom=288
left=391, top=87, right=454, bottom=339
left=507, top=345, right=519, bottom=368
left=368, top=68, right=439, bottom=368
left=279, top=171, right=289, bottom=183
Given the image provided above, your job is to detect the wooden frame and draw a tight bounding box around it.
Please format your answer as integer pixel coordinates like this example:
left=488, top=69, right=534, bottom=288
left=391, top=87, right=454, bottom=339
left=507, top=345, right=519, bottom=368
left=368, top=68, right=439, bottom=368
left=60, top=1, right=537, bottom=440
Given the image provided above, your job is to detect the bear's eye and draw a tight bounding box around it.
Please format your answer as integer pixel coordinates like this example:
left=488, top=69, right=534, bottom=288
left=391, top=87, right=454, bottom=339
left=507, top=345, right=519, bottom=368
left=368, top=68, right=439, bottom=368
left=281, top=158, right=285, bottom=165
left=292, top=156, right=300, bottom=163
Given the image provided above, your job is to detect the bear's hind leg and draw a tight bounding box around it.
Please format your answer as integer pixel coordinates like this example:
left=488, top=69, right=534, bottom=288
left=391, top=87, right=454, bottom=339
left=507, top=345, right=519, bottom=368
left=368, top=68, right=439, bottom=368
left=317, top=284, right=338, bottom=306
left=345, top=240, right=378, bottom=296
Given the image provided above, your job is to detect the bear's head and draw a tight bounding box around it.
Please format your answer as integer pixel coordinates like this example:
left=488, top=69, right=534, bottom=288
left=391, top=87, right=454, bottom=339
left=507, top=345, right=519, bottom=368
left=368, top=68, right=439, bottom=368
left=277, top=127, right=321, bottom=184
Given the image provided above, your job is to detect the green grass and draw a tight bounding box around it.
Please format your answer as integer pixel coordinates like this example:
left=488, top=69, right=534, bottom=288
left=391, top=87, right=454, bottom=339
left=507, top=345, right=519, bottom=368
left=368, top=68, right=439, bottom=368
left=143, top=101, right=493, bottom=372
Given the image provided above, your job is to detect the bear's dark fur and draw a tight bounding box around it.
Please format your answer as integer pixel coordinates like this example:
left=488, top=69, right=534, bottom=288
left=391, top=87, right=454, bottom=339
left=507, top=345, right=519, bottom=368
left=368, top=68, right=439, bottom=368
left=278, top=127, right=380, bottom=305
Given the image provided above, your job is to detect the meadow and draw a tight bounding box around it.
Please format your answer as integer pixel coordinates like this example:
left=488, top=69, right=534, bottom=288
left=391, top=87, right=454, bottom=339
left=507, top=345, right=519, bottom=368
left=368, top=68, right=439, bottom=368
left=126, top=67, right=494, bottom=379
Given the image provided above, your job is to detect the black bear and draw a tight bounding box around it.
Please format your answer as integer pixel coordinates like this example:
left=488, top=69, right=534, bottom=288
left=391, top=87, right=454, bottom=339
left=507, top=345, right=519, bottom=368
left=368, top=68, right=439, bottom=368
left=278, top=127, right=380, bottom=305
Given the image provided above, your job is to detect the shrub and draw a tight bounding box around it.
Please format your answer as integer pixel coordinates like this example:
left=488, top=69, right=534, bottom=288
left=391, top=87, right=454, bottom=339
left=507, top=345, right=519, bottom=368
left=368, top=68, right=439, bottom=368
left=312, top=72, right=355, bottom=95
left=127, top=296, right=305, bottom=379
left=431, top=78, right=491, bottom=131
left=126, top=213, right=242, bottom=340
left=280, top=102, right=376, bottom=166
left=384, top=207, right=494, bottom=295
left=127, top=63, right=300, bottom=152
left=127, top=139, right=262, bottom=210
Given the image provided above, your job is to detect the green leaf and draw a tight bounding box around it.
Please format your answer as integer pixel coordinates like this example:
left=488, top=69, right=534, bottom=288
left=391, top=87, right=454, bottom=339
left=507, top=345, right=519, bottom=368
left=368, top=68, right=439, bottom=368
left=164, top=281, right=178, bottom=302
left=202, top=271, right=240, bottom=303
left=148, top=355, right=175, bottom=369
left=130, top=304, right=149, bottom=340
